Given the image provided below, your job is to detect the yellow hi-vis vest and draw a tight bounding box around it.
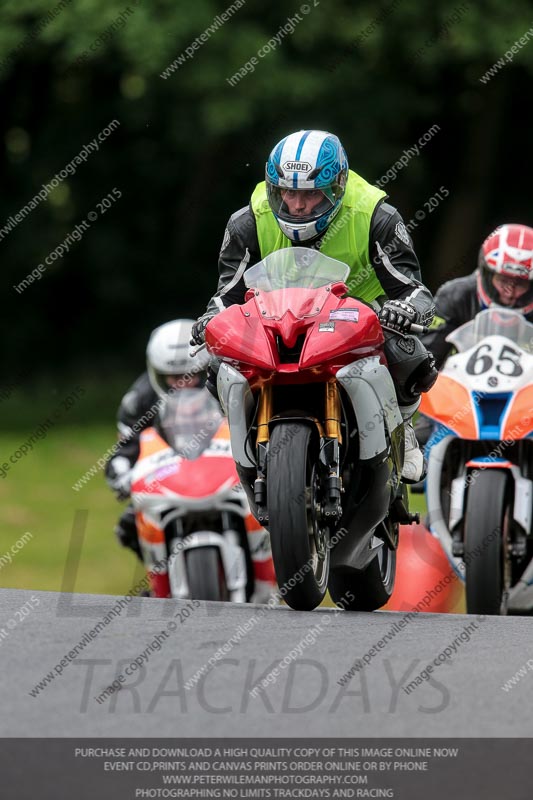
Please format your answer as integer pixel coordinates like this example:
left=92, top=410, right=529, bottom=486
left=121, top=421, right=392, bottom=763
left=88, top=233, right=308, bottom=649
left=251, top=170, right=387, bottom=305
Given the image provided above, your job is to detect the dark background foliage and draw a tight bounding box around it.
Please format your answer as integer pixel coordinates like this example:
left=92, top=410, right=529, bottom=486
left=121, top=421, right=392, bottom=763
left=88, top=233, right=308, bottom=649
left=1, top=0, right=531, bottom=380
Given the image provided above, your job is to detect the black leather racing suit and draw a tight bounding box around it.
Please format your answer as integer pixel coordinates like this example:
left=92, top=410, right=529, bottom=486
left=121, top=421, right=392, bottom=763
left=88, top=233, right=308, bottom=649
left=105, top=372, right=159, bottom=481
left=105, top=372, right=159, bottom=557
left=421, top=272, right=483, bottom=370
left=110, top=372, right=159, bottom=468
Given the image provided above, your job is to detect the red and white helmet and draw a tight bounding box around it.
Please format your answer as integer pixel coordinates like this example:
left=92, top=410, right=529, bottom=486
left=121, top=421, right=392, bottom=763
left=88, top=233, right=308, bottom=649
left=477, top=223, right=533, bottom=315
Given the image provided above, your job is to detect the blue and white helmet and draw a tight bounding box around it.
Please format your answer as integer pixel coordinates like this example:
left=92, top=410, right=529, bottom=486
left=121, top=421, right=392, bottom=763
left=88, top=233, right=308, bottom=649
left=265, top=130, right=349, bottom=242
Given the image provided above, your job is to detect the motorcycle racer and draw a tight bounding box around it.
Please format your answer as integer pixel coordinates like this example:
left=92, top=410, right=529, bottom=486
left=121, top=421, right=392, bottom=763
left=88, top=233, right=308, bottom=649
left=423, top=223, right=533, bottom=369
left=105, top=319, right=210, bottom=558
left=106, top=320, right=277, bottom=603
left=191, top=129, right=437, bottom=482
left=412, top=223, right=533, bottom=473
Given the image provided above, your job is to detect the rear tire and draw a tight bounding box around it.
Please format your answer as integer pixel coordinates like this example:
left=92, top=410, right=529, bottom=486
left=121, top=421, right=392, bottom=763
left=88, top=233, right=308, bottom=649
left=464, top=470, right=510, bottom=615
left=267, top=422, right=330, bottom=610
left=186, top=547, right=228, bottom=601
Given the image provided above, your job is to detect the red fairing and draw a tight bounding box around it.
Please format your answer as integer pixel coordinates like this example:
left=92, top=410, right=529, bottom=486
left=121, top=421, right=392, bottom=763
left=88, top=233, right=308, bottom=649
left=300, top=299, right=383, bottom=369
left=206, top=304, right=277, bottom=370
left=149, top=572, right=171, bottom=598
left=132, top=457, right=238, bottom=500
left=206, top=283, right=384, bottom=380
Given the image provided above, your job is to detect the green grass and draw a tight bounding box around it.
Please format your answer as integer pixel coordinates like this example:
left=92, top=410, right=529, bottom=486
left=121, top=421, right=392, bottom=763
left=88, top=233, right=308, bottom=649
left=0, top=423, right=141, bottom=596
left=408, top=487, right=427, bottom=517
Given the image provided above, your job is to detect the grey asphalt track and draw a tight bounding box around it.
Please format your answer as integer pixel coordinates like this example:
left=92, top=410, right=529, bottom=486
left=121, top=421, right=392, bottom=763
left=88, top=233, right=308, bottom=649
left=1, top=588, right=532, bottom=736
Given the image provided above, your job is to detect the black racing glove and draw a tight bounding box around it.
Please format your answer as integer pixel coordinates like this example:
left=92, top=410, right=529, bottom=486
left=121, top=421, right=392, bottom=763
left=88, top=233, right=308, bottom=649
left=190, top=314, right=213, bottom=346
left=379, top=299, right=419, bottom=333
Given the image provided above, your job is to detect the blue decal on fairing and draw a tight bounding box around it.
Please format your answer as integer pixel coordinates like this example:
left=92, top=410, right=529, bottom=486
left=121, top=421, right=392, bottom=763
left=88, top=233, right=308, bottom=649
left=468, top=456, right=510, bottom=465
left=424, top=423, right=454, bottom=457
left=473, top=392, right=512, bottom=439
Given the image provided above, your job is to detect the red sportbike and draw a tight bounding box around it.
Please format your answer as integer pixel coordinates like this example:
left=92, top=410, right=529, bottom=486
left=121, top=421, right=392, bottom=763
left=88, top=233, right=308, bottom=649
left=204, top=247, right=419, bottom=611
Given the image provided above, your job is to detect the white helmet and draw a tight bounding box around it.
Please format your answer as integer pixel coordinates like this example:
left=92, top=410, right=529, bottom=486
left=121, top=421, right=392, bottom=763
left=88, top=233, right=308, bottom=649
left=146, top=319, right=210, bottom=398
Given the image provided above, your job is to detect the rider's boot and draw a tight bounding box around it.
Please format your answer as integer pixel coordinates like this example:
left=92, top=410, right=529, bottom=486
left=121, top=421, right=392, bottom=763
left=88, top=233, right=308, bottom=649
left=400, top=401, right=427, bottom=484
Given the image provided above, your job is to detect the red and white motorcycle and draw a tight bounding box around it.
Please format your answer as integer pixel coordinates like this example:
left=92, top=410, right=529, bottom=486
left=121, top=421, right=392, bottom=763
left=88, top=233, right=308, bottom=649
left=130, top=388, right=275, bottom=601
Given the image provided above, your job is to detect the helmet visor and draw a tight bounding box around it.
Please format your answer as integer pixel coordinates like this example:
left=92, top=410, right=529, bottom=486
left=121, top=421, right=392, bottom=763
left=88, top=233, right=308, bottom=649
left=148, top=366, right=206, bottom=398
left=267, top=182, right=344, bottom=224
left=481, top=265, right=533, bottom=310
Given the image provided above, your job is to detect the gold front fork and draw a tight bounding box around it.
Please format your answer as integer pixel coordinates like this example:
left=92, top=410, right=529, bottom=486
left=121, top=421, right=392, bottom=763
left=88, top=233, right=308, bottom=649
left=325, top=380, right=342, bottom=443
left=256, top=384, right=273, bottom=445
left=256, top=381, right=340, bottom=445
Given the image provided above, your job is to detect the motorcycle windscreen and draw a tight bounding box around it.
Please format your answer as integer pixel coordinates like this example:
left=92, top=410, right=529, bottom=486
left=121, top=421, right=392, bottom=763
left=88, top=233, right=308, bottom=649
left=158, top=389, right=223, bottom=459
left=244, top=247, right=349, bottom=320
left=446, top=308, right=533, bottom=353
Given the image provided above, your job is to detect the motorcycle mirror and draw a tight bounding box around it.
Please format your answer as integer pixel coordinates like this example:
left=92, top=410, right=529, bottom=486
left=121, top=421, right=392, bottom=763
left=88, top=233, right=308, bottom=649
left=330, top=281, right=348, bottom=297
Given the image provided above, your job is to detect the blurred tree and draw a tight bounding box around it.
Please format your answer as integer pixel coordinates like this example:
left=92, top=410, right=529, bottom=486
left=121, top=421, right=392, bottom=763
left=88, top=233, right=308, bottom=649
left=0, top=0, right=532, bottom=378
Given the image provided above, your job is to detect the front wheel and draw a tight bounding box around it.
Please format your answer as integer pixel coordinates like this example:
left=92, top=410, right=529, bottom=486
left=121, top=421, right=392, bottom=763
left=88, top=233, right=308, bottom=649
left=186, top=547, right=229, bottom=602
left=464, top=470, right=510, bottom=615
left=267, top=422, right=330, bottom=610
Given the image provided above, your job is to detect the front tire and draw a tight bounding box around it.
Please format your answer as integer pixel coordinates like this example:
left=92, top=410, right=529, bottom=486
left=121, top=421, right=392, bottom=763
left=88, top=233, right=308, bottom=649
left=464, top=470, right=510, bottom=615
left=186, top=547, right=228, bottom=601
left=267, top=422, right=330, bottom=610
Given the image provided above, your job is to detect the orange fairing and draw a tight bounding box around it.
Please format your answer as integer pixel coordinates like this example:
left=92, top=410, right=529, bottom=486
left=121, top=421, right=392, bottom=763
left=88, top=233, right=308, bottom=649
left=136, top=512, right=165, bottom=545
left=212, top=418, right=230, bottom=440
left=139, top=428, right=168, bottom=458
left=245, top=513, right=264, bottom=532
left=420, top=374, right=478, bottom=438
left=502, top=385, right=533, bottom=440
